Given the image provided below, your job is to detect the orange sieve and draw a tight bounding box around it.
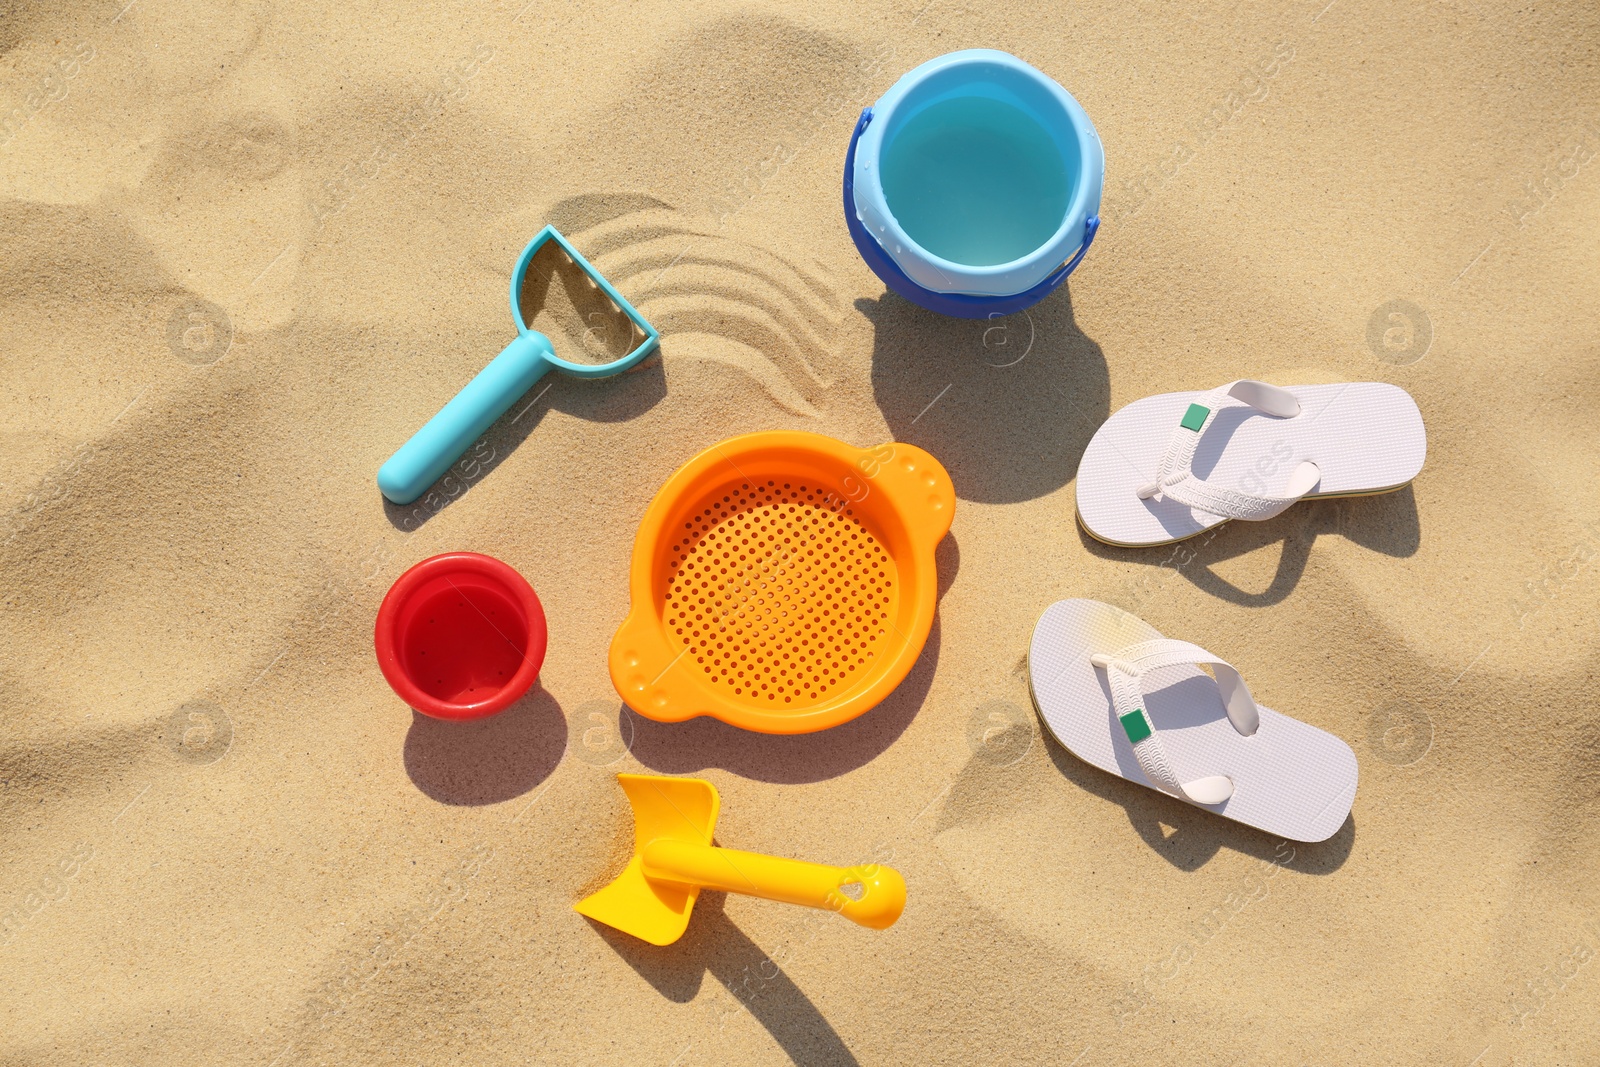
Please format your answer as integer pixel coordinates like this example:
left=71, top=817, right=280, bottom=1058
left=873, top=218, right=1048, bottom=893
left=609, top=431, right=955, bottom=734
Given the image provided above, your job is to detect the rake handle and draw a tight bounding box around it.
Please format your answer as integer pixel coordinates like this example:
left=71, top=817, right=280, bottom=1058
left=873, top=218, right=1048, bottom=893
left=641, top=839, right=906, bottom=930
left=377, top=332, right=554, bottom=505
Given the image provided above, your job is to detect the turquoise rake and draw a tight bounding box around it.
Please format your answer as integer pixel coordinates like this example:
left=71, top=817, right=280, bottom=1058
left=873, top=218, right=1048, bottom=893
left=377, top=226, right=659, bottom=505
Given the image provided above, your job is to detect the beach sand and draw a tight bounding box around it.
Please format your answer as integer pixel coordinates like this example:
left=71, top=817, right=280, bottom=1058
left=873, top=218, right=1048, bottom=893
left=2, top=0, right=1598, bottom=1063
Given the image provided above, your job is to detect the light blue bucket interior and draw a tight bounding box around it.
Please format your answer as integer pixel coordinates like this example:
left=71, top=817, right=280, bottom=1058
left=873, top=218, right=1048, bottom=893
left=877, top=67, right=1082, bottom=268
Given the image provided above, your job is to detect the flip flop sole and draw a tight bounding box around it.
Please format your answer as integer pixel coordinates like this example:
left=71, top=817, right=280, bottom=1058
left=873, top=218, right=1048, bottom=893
left=1076, top=382, right=1426, bottom=547
left=1075, top=481, right=1416, bottom=549
left=1028, top=598, right=1357, bottom=843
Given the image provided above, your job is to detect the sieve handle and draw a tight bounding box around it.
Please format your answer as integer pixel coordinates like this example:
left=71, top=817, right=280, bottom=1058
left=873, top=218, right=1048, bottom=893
left=641, top=839, right=906, bottom=930
left=609, top=609, right=703, bottom=722
left=857, top=441, right=956, bottom=551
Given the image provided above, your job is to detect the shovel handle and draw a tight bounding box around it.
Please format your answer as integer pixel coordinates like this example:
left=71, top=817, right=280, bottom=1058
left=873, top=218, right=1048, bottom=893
left=641, top=839, right=906, bottom=930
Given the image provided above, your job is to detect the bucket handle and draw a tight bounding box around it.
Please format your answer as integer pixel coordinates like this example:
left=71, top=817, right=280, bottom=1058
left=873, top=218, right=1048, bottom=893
left=1044, top=214, right=1099, bottom=287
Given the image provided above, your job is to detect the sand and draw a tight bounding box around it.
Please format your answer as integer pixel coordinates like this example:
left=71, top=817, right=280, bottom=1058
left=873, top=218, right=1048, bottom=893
left=2, top=0, right=1598, bottom=1063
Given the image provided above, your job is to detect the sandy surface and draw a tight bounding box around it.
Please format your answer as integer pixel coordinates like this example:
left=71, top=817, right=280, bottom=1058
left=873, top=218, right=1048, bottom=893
left=3, top=0, right=1599, bottom=1063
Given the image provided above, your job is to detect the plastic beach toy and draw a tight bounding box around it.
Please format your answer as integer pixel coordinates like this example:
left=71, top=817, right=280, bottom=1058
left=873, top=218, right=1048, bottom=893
left=376, top=226, right=659, bottom=505
left=845, top=49, right=1103, bottom=318
left=609, top=431, right=954, bottom=734
left=1029, top=599, right=1358, bottom=842
left=374, top=552, right=548, bottom=720
left=576, top=774, right=907, bottom=945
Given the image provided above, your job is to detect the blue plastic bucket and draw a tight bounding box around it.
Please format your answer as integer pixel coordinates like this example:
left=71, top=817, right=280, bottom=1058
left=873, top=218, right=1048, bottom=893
left=845, top=50, right=1103, bottom=318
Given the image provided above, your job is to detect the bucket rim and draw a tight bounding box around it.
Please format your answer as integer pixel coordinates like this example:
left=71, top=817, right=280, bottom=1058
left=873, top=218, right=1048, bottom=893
left=850, top=48, right=1104, bottom=296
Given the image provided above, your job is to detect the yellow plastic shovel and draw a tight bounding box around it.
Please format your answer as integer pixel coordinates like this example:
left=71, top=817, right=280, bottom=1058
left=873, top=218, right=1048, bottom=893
left=575, top=774, right=907, bottom=946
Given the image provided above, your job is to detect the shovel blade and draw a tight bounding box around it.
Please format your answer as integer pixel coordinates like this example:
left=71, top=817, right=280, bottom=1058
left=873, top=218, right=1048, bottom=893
left=574, top=855, right=699, bottom=946
left=574, top=775, right=721, bottom=946
left=618, top=774, right=719, bottom=850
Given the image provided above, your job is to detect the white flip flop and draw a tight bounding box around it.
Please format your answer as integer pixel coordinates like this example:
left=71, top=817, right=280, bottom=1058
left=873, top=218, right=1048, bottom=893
left=1076, top=380, right=1425, bottom=546
left=1028, top=599, right=1357, bottom=843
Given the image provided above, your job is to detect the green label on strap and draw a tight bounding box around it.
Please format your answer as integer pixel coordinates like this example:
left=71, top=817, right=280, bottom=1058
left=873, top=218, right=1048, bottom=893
left=1120, top=709, right=1152, bottom=745
left=1180, top=403, right=1210, bottom=431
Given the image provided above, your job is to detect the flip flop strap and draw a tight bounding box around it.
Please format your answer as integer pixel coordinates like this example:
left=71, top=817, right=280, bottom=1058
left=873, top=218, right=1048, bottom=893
left=1092, top=638, right=1261, bottom=805
left=1138, top=380, right=1315, bottom=522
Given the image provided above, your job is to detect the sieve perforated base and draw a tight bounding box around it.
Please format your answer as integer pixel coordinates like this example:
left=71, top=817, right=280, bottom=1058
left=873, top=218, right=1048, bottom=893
left=663, top=478, right=898, bottom=710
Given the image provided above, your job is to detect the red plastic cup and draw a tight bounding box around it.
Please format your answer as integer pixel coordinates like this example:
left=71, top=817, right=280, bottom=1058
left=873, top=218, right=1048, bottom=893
left=374, top=552, right=548, bottom=720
